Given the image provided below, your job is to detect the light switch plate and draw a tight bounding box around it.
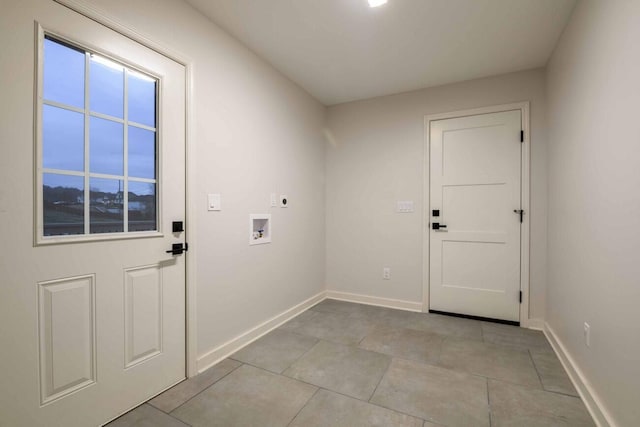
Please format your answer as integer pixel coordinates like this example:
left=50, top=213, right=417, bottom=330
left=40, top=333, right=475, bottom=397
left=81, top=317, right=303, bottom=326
left=270, top=193, right=278, bottom=207
left=396, top=201, right=414, bottom=213
left=208, top=193, right=221, bottom=211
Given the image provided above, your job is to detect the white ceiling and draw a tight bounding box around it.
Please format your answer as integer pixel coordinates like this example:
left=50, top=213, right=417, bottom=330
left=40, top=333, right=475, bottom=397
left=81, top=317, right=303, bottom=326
left=184, top=0, right=576, bottom=105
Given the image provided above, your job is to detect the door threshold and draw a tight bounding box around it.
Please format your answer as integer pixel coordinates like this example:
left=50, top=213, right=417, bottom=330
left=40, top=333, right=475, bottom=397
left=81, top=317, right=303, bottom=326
left=429, top=310, right=519, bottom=326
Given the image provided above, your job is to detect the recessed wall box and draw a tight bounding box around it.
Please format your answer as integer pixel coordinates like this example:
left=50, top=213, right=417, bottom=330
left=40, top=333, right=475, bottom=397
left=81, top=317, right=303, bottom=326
left=249, top=214, right=271, bottom=245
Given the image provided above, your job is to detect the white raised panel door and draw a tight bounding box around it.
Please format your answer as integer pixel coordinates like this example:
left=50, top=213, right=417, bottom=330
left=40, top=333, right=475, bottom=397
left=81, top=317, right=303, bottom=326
left=0, top=3, right=185, bottom=426
left=429, top=110, right=521, bottom=322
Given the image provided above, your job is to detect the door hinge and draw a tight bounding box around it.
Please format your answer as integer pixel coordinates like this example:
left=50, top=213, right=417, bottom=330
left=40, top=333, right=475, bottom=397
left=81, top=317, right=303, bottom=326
left=514, top=209, right=524, bottom=223
left=519, top=291, right=523, bottom=304
left=520, top=130, right=524, bottom=142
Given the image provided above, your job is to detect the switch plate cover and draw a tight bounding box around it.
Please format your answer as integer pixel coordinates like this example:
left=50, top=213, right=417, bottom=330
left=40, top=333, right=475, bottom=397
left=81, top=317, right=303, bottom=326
left=396, top=201, right=414, bottom=213
left=208, top=193, right=221, bottom=211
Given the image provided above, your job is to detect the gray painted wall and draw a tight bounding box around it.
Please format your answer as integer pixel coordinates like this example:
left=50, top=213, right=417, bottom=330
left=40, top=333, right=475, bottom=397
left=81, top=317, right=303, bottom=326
left=546, top=1, right=640, bottom=425
left=326, top=69, right=548, bottom=322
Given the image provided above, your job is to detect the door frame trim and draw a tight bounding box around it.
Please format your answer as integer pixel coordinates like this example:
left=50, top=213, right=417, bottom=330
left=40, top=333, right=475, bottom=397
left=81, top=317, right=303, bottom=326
left=54, top=0, right=199, bottom=376
left=422, top=102, right=532, bottom=327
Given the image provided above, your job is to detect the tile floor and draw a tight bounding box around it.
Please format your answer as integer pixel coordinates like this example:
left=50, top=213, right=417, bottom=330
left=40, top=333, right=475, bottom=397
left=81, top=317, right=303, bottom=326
left=107, top=300, right=594, bottom=427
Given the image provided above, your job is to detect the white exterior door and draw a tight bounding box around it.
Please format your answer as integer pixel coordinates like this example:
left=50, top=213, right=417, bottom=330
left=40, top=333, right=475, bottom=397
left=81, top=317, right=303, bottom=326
left=0, top=2, right=186, bottom=426
left=429, top=110, right=522, bottom=322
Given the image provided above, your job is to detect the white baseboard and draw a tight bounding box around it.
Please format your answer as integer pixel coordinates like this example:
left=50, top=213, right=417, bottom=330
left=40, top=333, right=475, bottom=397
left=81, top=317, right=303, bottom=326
left=196, top=291, right=326, bottom=374
left=325, top=290, right=422, bottom=312
left=524, top=317, right=544, bottom=330
left=544, top=322, right=616, bottom=427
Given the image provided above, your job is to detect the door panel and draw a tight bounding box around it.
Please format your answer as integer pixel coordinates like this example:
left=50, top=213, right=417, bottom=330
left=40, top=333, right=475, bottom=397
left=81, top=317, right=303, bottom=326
left=124, top=264, right=163, bottom=368
left=0, top=2, right=186, bottom=426
left=38, top=275, right=96, bottom=405
left=430, top=110, right=521, bottom=322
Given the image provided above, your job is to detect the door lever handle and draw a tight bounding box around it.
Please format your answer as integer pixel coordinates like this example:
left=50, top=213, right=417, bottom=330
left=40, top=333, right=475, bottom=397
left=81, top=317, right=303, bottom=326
left=166, top=243, right=188, bottom=255
left=432, top=223, right=448, bottom=231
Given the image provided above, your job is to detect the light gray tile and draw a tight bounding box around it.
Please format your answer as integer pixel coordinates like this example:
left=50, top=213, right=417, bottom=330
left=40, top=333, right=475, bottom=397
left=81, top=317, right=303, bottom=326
left=289, top=389, right=423, bottom=427
left=313, top=301, right=419, bottom=327
left=106, top=404, right=189, bottom=427
left=489, top=379, right=595, bottom=426
left=359, top=325, right=444, bottom=365
left=231, top=329, right=318, bottom=373
left=279, top=309, right=373, bottom=346
left=310, top=299, right=371, bottom=317
left=364, top=307, right=425, bottom=328
left=371, top=358, right=490, bottom=427
left=171, top=364, right=316, bottom=427
left=482, top=322, right=553, bottom=352
left=148, top=358, right=241, bottom=413
left=530, top=350, right=578, bottom=396
left=283, top=340, right=390, bottom=400
left=311, top=299, right=410, bottom=323
left=439, top=337, right=542, bottom=388
left=355, top=308, right=482, bottom=340
left=310, top=301, right=484, bottom=342
left=279, top=309, right=320, bottom=331
left=403, top=313, right=483, bottom=341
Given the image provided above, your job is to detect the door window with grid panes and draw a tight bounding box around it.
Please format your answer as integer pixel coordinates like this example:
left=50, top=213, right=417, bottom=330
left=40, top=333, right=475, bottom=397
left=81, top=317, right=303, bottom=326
left=39, top=35, right=158, bottom=239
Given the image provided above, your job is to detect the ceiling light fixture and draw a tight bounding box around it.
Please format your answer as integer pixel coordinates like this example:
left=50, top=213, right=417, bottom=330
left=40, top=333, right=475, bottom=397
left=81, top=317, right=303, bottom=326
left=368, top=0, right=387, bottom=8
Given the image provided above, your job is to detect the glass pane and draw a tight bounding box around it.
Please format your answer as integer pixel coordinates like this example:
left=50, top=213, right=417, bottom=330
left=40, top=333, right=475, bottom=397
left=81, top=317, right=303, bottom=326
left=128, top=181, right=156, bottom=232
left=90, top=117, right=124, bottom=175
left=90, top=55, right=124, bottom=118
left=43, top=174, right=84, bottom=236
left=128, top=71, right=156, bottom=127
left=43, top=37, right=85, bottom=108
left=90, top=178, right=123, bottom=234
left=43, top=105, right=84, bottom=171
left=128, top=126, right=156, bottom=179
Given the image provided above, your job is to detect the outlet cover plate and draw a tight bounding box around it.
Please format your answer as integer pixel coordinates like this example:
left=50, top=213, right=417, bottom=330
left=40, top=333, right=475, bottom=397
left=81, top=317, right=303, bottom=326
left=584, top=322, right=591, bottom=347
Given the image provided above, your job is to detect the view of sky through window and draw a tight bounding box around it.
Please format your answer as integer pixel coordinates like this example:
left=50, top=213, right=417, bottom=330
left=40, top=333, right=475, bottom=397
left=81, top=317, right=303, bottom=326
left=41, top=36, right=158, bottom=237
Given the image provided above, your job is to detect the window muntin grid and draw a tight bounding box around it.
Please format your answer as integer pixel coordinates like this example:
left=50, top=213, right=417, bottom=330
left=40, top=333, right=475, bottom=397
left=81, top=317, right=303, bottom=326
left=40, top=35, right=159, bottom=238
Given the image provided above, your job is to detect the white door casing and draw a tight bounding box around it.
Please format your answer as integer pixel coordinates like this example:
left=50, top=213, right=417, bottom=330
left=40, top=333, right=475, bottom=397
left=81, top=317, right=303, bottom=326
left=0, top=2, right=186, bottom=426
left=428, top=109, right=524, bottom=323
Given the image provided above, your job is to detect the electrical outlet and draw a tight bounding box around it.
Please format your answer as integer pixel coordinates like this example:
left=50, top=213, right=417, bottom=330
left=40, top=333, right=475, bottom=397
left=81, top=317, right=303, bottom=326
left=584, top=322, right=591, bottom=348
left=383, top=267, right=391, bottom=280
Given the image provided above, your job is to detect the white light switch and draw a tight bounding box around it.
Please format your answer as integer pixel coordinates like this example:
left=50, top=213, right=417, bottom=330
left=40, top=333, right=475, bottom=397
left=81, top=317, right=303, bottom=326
left=208, top=193, right=221, bottom=211
left=270, top=193, right=278, bottom=207
left=396, top=201, right=414, bottom=213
